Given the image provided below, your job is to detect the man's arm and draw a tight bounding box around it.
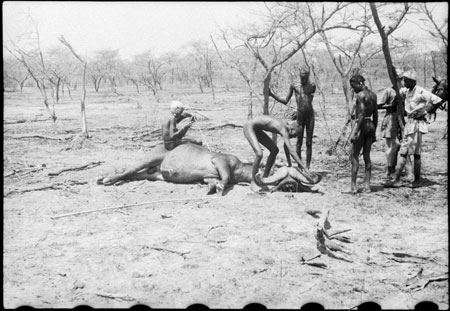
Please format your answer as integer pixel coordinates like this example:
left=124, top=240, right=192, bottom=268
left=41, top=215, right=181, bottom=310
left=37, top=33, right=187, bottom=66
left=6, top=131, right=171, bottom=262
left=310, top=83, right=316, bottom=102
left=373, top=94, right=378, bottom=134
left=279, top=128, right=307, bottom=171
left=269, top=85, right=295, bottom=105
left=164, top=118, right=190, bottom=140
left=377, top=89, right=390, bottom=110
left=350, top=95, right=365, bottom=142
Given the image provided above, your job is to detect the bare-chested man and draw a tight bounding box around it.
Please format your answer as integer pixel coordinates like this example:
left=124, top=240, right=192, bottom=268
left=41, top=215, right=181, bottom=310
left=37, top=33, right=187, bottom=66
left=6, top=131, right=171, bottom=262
left=162, top=101, right=202, bottom=150
left=269, top=66, right=316, bottom=169
left=98, top=101, right=201, bottom=185
left=244, top=115, right=317, bottom=192
left=347, top=74, right=378, bottom=194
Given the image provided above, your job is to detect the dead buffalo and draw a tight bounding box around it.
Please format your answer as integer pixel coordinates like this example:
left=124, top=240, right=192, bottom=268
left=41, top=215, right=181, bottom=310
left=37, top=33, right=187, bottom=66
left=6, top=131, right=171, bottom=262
left=99, top=143, right=322, bottom=195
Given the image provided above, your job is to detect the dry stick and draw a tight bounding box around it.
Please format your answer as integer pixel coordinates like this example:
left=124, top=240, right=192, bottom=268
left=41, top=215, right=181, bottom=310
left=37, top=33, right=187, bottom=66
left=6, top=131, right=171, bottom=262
left=149, top=247, right=190, bottom=258
left=50, top=197, right=217, bottom=219
left=205, top=225, right=225, bottom=238
left=328, top=228, right=352, bottom=238
left=5, top=135, right=69, bottom=141
left=203, top=123, right=243, bottom=131
left=48, top=161, right=104, bottom=176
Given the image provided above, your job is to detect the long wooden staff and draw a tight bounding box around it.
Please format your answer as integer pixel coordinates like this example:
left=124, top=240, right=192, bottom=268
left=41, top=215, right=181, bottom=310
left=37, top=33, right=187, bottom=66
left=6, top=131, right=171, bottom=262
left=50, top=197, right=217, bottom=219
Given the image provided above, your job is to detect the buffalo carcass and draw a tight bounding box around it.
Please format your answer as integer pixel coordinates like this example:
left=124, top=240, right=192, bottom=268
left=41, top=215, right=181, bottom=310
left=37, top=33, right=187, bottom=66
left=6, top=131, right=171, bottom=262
left=103, top=143, right=322, bottom=195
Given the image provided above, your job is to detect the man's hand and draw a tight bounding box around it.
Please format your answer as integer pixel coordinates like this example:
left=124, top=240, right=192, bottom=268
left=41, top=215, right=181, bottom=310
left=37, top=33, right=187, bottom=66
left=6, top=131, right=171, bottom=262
left=409, top=110, right=427, bottom=119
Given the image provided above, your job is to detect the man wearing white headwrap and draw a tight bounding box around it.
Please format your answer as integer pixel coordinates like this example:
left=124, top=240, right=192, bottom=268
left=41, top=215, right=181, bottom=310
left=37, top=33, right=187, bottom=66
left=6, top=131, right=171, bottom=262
left=162, top=101, right=202, bottom=151
left=386, top=66, right=443, bottom=186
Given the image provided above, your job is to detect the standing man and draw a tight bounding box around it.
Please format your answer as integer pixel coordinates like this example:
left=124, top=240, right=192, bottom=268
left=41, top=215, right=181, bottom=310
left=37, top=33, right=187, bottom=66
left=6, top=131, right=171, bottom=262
left=347, top=74, right=378, bottom=193
left=269, top=66, right=316, bottom=169
left=162, top=101, right=201, bottom=151
left=386, top=68, right=443, bottom=186
left=243, top=115, right=320, bottom=192
left=377, top=67, right=404, bottom=178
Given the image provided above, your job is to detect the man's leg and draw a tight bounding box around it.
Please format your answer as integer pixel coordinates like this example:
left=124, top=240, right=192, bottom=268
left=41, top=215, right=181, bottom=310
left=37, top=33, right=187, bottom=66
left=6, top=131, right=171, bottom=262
left=385, top=137, right=398, bottom=177
left=305, top=117, right=315, bottom=169
left=413, top=154, right=421, bottom=182
left=413, top=131, right=423, bottom=183
left=243, top=125, right=264, bottom=191
left=296, top=122, right=305, bottom=161
left=362, top=138, right=373, bottom=192
left=257, top=131, right=279, bottom=177
left=349, top=139, right=364, bottom=193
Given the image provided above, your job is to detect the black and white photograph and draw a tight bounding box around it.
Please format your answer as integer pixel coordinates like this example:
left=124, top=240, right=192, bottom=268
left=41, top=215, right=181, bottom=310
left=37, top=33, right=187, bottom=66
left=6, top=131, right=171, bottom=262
left=3, top=1, right=448, bottom=309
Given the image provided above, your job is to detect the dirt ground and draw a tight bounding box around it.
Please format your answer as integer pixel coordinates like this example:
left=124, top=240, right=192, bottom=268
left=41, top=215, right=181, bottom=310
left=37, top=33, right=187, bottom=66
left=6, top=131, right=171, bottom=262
left=3, top=85, right=448, bottom=309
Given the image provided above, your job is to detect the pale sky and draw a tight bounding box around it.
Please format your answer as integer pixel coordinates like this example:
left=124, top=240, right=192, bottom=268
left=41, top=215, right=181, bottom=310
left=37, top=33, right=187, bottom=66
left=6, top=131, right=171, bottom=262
left=3, top=1, right=264, bottom=59
left=3, top=2, right=448, bottom=60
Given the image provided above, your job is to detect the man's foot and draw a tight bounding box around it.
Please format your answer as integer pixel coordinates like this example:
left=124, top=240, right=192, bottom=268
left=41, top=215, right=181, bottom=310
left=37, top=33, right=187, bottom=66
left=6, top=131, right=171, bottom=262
left=342, top=189, right=358, bottom=195
left=383, top=180, right=402, bottom=188
left=97, top=177, right=119, bottom=186
left=361, top=186, right=371, bottom=193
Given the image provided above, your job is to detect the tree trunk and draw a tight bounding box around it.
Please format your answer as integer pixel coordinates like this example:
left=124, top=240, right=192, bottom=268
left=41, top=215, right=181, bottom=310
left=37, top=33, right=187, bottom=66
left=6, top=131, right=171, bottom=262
left=263, top=74, right=272, bottom=115
left=248, top=91, right=253, bottom=120
left=80, top=62, right=89, bottom=138
left=198, top=76, right=204, bottom=93
left=341, top=76, right=352, bottom=118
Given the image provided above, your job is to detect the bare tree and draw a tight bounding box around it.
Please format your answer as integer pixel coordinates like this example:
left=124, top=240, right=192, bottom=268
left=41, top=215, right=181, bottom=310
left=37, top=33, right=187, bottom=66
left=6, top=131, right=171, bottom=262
left=189, top=40, right=216, bottom=100
left=213, top=2, right=360, bottom=115
left=414, top=3, right=448, bottom=65
left=4, top=17, right=58, bottom=121
left=370, top=2, right=410, bottom=136
left=133, top=51, right=166, bottom=102
left=3, top=57, right=30, bottom=93
left=319, top=3, right=381, bottom=117
left=58, top=35, right=89, bottom=138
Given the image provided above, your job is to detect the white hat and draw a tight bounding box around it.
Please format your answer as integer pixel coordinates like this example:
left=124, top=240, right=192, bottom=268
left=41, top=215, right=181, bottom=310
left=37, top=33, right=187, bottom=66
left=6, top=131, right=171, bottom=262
left=402, top=68, right=417, bottom=81
left=170, top=101, right=185, bottom=112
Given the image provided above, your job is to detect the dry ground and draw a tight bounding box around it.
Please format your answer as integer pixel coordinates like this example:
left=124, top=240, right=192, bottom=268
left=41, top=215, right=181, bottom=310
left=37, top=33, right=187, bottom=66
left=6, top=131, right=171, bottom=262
left=3, top=85, right=448, bottom=309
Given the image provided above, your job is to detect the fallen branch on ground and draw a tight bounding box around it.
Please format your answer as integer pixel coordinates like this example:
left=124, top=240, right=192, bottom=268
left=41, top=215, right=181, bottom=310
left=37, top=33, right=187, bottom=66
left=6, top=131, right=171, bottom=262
left=5, top=180, right=88, bottom=197
left=314, top=210, right=353, bottom=262
left=204, top=123, right=243, bottom=131
left=48, top=161, right=104, bottom=176
left=50, top=197, right=217, bottom=219
left=94, top=293, right=135, bottom=302
left=5, top=135, right=73, bottom=141
left=205, top=225, right=225, bottom=238
left=189, top=107, right=224, bottom=111
left=4, top=119, right=26, bottom=124
left=4, top=167, right=44, bottom=178
left=149, top=247, right=190, bottom=258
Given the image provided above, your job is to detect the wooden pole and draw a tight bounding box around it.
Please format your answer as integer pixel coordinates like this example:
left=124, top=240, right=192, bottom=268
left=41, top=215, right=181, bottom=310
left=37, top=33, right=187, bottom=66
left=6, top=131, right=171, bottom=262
left=50, top=197, right=216, bottom=220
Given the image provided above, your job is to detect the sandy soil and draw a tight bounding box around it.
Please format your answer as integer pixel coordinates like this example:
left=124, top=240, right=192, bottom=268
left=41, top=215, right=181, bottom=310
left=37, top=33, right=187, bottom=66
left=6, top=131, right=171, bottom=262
left=3, top=85, right=448, bottom=309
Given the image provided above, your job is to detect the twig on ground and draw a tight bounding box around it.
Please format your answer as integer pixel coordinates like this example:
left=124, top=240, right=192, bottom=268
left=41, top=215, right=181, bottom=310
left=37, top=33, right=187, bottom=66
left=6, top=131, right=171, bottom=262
left=149, top=247, right=190, bottom=258
left=5, top=135, right=72, bottom=141
left=329, top=229, right=352, bottom=238
left=205, top=225, right=225, bottom=238
left=189, top=107, right=224, bottom=111
left=48, top=161, right=104, bottom=176
left=50, top=197, right=217, bottom=219
left=5, top=180, right=89, bottom=197
left=94, top=293, right=135, bottom=302
left=204, top=123, right=243, bottom=131
left=4, top=119, right=26, bottom=124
